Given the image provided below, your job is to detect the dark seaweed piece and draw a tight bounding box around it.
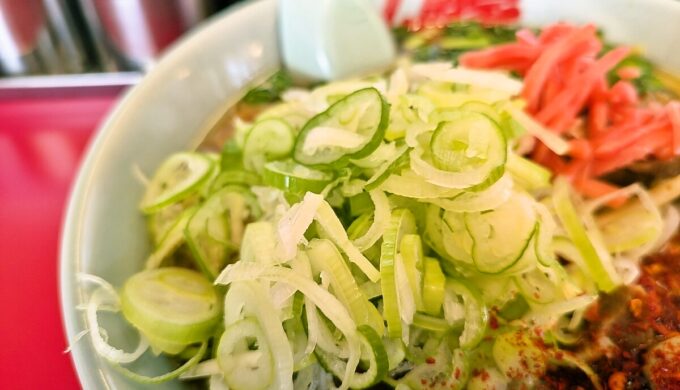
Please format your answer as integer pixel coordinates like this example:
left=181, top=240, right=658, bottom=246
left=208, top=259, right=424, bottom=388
left=608, top=53, right=668, bottom=96
left=241, top=70, right=293, bottom=104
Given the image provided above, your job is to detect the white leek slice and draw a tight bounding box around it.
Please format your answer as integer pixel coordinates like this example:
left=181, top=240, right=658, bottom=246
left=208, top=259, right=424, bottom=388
left=410, top=62, right=523, bottom=95
left=222, top=281, right=294, bottom=390
left=277, top=192, right=324, bottom=260
left=410, top=147, right=502, bottom=190
left=524, top=294, right=597, bottom=324
left=308, top=80, right=384, bottom=113
left=350, top=142, right=398, bottom=169
left=216, top=262, right=361, bottom=390
left=315, top=200, right=381, bottom=282
left=387, top=68, right=409, bottom=104
left=217, top=317, right=274, bottom=390
left=352, top=190, right=391, bottom=251
left=553, top=178, right=620, bottom=292
left=379, top=169, right=462, bottom=198
left=111, top=341, right=207, bottom=384
left=302, top=127, right=367, bottom=155
left=85, top=288, right=149, bottom=364
left=307, top=239, right=384, bottom=335
left=422, top=174, right=513, bottom=212
left=179, top=359, right=221, bottom=380
left=590, top=184, right=663, bottom=255
left=240, top=221, right=279, bottom=264
left=394, top=254, right=416, bottom=327
left=290, top=252, right=320, bottom=356
left=505, top=105, right=569, bottom=155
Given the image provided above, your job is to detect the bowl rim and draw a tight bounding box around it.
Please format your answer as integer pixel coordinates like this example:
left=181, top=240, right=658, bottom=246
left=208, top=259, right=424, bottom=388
left=59, top=0, right=273, bottom=387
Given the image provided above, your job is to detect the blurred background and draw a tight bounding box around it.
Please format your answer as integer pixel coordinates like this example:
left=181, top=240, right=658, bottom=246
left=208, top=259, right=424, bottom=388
left=0, top=0, right=239, bottom=77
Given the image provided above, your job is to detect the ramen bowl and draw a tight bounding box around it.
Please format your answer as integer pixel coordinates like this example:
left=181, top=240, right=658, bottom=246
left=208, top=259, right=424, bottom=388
left=60, top=0, right=680, bottom=388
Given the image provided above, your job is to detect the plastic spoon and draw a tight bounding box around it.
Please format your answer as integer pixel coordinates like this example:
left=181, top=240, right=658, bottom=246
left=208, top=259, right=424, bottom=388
left=278, top=0, right=396, bottom=81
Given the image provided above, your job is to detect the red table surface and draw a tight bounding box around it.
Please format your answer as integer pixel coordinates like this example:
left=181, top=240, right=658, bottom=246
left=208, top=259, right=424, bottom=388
left=0, top=91, right=120, bottom=389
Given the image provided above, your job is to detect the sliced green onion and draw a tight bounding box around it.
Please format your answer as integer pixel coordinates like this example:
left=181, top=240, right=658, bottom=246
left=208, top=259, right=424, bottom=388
left=294, top=88, right=389, bottom=166
left=504, top=104, right=569, bottom=156
left=506, top=152, right=551, bottom=191
left=412, top=313, right=451, bottom=333
left=534, top=202, right=558, bottom=266
left=209, top=170, right=262, bottom=193
left=410, top=62, right=523, bottom=95
left=464, top=191, right=538, bottom=274
left=444, top=279, right=488, bottom=349
left=352, top=190, right=391, bottom=251
left=342, top=180, right=369, bottom=199
left=422, top=174, right=513, bottom=213
left=459, top=101, right=502, bottom=123
left=216, top=318, right=274, bottom=390
left=315, top=325, right=389, bottom=389
left=221, top=139, right=244, bottom=171
left=185, top=187, right=249, bottom=279
left=441, top=210, right=476, bottom=266
left=147, top=198, right=196, bottom=245
left=140, top=152, right=214, bottom=214
left=243, top=118, right=295, bottom=174
left=277, top=192, right=324, bottom=260
left=120, top=268, right=221, bottom=349
left=222, top=281, right=294, bottom=390
left=399, top=234, right=424, bottom=311
left=380, top=209, right=417, bottom=338
left=514, top=268, right=560, bottom=304
left=347, top=212, right=373, bottom=241
left=111, top=341, right=207, bottom=384
left=240, top=221, right=278, bottom=264
left=263, top=159, right=334, bottom=194
left=85, top=288, right=149, bottom=364
left=432, top=113, right=504, bottom=173
left=590, top=183, right=663, bottom=254
left=364, top=144, right=410, bottom=191
left=379, top=169, right=462, bottom=198
left=145, top=207, right=194, bottom=269
left=387, top=94, right=434, bottom=141
left=402, top=343, right=469, bottom=390
left=395, top=253, right=416, bottom=327
left=383, top=337, right=406, bottom=371
left=422, top=257, right=446, bottom=316
left=350, top=141, right=398, bottom=169
left=348, top=192, right=373, bottom=217
left=498, top=293, right=530, bottom=321
left=315, top=199, right=381, bottom=282
left=284, top=314, right=317, bottom=372
left=359, top=280, right=382, bottom=300
left=552, top=178, right=619, bottom=292
left=410, top=115, right=506, bottom=190
left=216, top=262, right=362, bottom=390
left=528, top=292, right=596, bottom=318
left=307, top=239, right=384, bottom=335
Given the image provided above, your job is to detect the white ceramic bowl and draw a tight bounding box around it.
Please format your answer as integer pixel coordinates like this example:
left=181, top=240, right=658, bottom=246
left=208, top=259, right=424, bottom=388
left=60, top=0, right=680, bottom=388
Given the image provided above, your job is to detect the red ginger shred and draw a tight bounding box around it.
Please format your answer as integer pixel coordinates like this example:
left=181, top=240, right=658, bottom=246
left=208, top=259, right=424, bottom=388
left=460, top=22, right=680, bottom=203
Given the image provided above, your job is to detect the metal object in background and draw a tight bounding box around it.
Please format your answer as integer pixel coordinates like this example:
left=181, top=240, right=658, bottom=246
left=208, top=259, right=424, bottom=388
left=79, top=0, right=227, bottom=72
left=0, top=0, right=91, bottom=76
